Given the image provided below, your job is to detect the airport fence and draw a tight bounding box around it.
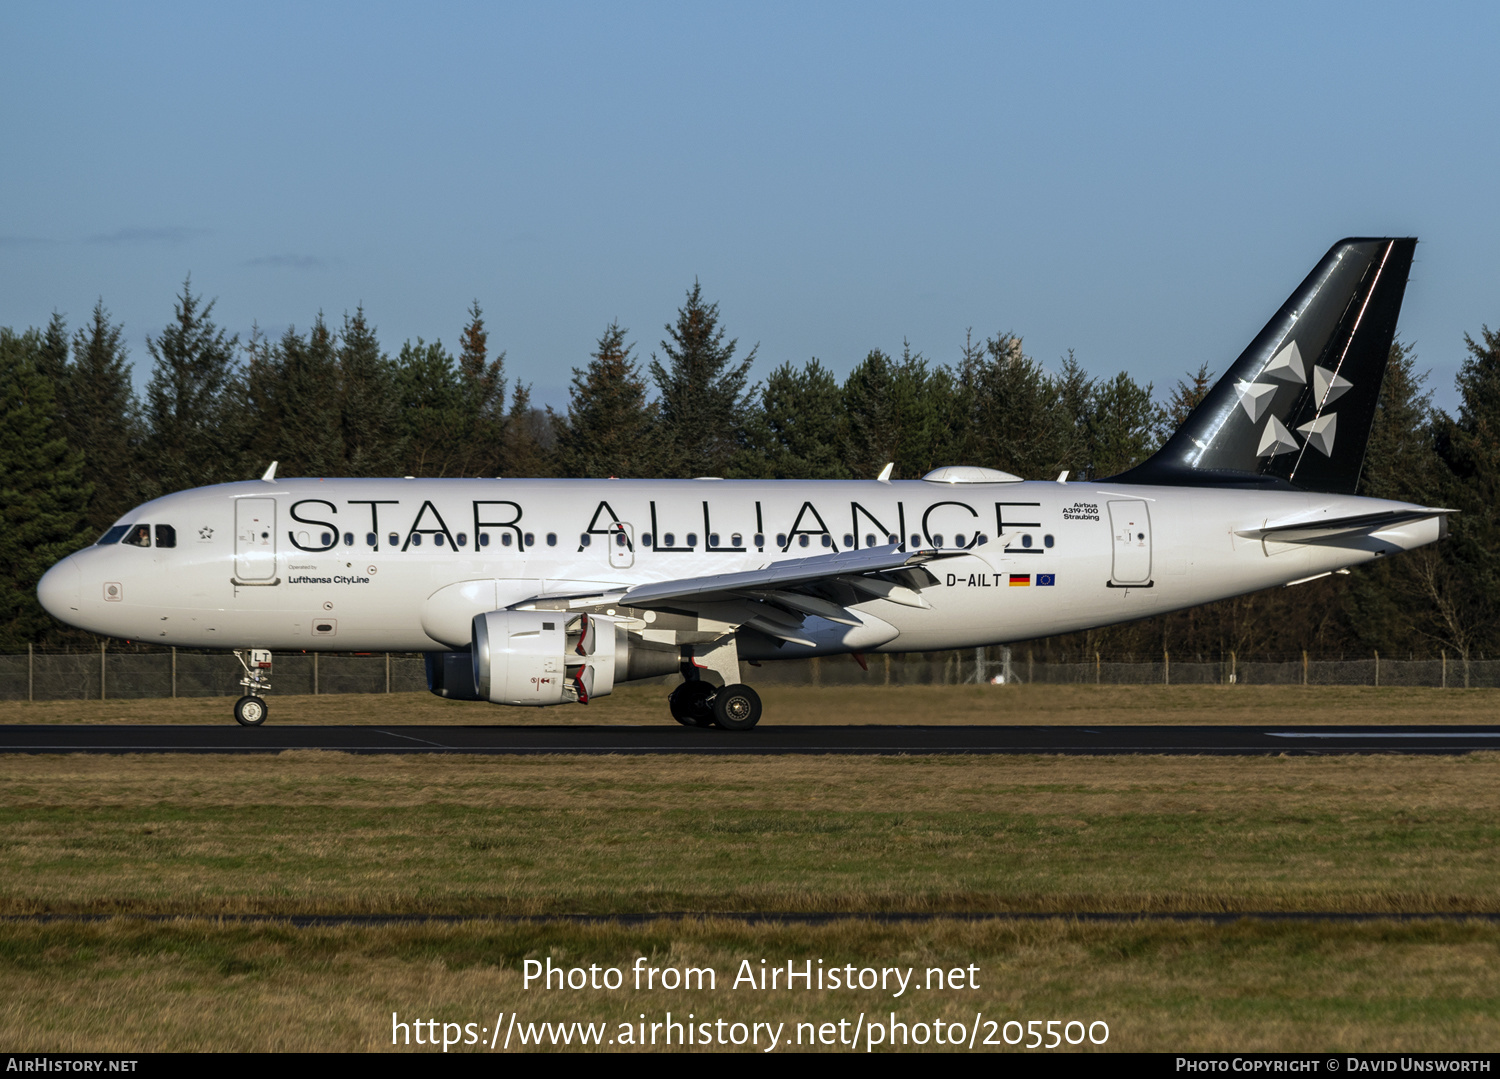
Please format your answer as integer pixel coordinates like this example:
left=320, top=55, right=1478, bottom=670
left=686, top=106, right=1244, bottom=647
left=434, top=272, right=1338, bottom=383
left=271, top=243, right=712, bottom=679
left=0, top=646, right=1494, bottom=701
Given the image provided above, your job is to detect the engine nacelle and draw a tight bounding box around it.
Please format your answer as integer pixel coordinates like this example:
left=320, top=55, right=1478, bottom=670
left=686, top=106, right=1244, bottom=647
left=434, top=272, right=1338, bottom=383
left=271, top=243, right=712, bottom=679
left=471, top=610, right=620, bottom=706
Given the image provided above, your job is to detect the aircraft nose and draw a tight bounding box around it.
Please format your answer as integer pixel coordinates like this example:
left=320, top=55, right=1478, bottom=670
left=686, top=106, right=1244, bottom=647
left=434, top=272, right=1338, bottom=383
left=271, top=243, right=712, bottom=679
left=37, top=557, right=81, bottom=622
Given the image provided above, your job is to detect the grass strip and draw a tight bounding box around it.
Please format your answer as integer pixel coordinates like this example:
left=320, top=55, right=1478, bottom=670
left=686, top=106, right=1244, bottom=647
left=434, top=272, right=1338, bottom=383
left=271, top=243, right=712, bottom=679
left=4, top=683, right=1499, bottom=726
left=3, top=917, right=1499, bottom=1052
left=3, top=752, right=1499, bottom=916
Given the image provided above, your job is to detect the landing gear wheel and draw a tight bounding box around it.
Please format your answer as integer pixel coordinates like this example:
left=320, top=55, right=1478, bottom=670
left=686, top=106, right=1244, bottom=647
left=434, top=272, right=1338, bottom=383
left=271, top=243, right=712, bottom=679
left=669, top=681, right=717, bottom=727
left=711, top=683, right=762, bottom=731
left=234, top=695, right=268, bottom=727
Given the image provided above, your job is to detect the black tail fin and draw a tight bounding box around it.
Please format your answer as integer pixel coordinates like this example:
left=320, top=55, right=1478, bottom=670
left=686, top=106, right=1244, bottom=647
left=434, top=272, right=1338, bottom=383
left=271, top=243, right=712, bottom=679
left=1112, top=237, right=1416, bottom=494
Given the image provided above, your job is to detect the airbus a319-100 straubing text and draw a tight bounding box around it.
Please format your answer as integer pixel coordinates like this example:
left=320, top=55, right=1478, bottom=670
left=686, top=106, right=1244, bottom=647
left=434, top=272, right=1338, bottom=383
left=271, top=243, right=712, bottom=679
left=38, top=237, right=1448, bottom=729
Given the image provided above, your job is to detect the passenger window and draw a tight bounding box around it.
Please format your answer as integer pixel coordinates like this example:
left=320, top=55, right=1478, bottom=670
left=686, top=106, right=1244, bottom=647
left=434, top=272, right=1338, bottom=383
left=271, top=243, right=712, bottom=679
left=388, top=532, right=399, bottom=547
left=366, top=532, right=377, bottom=547
left=502, top=533, right=513, bottom=547
left=343, top=532, right=354, bottom=547
left=933, top=534, right=944, bottom=547
left=124, top=524, right=151, bottom=547
left=1021, top=534, right=1033, bottom=548
left=546, top=533, right=556, bottom=546
left=955, top=532, right=966, bottom=547
left=776, top=534, right=786, bottom=547
left=642, top=532, right=653, bottom=547
left=410, top=534, right=422, bottom=547
left=709, top=533, right=720, bottom=548
left=798, top=535, right=810, bottom=547
left=753, top=534, right=764, bottom=547
left=820, top=534, right=832, bottom=547
left=523, top=532, right=534, bottom=547
left=97, top=525, right=131, bottom=545
left=615, top=532, right=627, bottom=547
left=844, top=534, right=855, bottom=548
left=686, top=533, right=698, bottom=546
left=480, top=533, right=490, bottom=547
left=732, top=533, right=742, bottom=546
left=910, top=534, right=921, bottom=548
left=888, top=534, right=899, bottom=545
left=457, top=532, right=468, bottom=547
left=664, top=533, right=675, bottom=546
left=580, top=534, right=592, bottom=547
left=865, top=533, right=876, bottom=547
left=155, top=524, right=177, bottom=548
left=1044, top=534, right=1054, bottom=548
left=434, top=533, right=446, bottom=547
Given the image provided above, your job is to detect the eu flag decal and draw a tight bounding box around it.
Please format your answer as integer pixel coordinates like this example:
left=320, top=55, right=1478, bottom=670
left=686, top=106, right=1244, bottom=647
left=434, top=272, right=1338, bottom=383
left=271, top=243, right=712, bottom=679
left=1037, top=573, right=1056, bottom=586
left=1008, top=573, right=1030, bottom=586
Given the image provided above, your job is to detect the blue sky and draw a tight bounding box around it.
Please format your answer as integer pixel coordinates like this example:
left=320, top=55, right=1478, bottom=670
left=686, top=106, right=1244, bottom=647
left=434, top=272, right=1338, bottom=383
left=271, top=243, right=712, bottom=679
left=3, top=2, right=1497, bottom=415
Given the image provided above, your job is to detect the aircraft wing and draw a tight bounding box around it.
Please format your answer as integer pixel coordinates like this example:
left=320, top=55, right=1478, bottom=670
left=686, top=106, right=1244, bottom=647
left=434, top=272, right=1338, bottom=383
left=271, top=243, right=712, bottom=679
left=616, top=545, right=957, bottom=607
left=510, top=545, right=967, bottom=647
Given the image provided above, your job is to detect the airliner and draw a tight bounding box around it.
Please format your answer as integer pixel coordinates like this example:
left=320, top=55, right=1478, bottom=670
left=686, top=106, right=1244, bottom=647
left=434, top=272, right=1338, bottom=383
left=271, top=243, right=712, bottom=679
left=37, top=237, right=1446, bottom=729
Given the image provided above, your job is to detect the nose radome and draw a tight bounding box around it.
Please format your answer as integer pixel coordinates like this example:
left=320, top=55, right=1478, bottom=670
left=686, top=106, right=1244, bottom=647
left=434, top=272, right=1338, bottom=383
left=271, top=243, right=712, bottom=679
left=37, top=558, right=81, bottom=621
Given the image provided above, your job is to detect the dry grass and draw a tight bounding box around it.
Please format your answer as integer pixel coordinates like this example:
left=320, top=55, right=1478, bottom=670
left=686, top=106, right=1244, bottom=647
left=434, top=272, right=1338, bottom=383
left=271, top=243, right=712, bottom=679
left=4, top=752, right=1500, bottom=916
left=4, top=917, right=1500, bottom=1052
left=4, top=682, right=1498, bottom=726
left=6, top=750, right=1500, bottom=1052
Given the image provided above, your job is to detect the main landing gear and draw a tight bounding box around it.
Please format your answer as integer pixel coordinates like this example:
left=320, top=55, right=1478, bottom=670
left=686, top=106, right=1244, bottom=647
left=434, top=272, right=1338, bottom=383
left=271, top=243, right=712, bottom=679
left=669, top=680, right=763, bottom=731
left=233, top=648, right=272, bottom=727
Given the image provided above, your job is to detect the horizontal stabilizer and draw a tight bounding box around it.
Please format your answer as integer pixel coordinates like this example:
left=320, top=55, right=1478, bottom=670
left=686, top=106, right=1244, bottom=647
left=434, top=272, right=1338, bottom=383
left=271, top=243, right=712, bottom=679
left=1235, top=507, right=1453, bottom=543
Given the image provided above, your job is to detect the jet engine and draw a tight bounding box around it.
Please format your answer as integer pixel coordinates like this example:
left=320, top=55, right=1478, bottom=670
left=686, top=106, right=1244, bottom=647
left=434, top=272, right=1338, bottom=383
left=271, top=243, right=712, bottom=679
left=471, top=610, right=626, bottom=706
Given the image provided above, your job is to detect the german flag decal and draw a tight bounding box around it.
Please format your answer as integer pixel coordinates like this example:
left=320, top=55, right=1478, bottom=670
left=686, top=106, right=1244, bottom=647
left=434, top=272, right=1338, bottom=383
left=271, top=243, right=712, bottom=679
left=1008, top=573, right=1030, bottom=586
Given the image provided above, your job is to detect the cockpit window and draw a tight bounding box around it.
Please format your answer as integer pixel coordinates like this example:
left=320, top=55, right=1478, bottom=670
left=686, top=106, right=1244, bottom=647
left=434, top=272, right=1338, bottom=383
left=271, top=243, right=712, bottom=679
left=97, top=525, right=130, bottom=545
left=155, top=524, right=176, bottom=548
left=122, top=524, right=151, bottom=547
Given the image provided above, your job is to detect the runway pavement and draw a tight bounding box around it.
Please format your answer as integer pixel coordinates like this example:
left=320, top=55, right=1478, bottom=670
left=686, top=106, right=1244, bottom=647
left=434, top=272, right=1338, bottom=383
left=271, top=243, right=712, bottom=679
left=4, top=724, right=1500, bottom=755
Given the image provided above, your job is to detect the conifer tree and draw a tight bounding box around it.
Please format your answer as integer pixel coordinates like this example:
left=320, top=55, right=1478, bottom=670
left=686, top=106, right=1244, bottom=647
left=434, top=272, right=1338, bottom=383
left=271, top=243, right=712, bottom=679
left=1160, top=363, right=1214, bottom=441
left=843, top=345, right=953, bottom=479
left=244, top=315, right=344, bottom=477
left=1082, top=371, right=1161, bottom=478
left=0, top=328, right=91, bottom=649
left=741, top=359, right=848, bottom=478
left=554, top=322, right=657, bottom=478
left=1429, top=327, right=1500, bottom=658
left=37, top=312, right=69, bottom=388
left=501, top=383, right=552, bottom=477
left=337, top=307, right=403, bottom=476
left=67, top=301, right=143, bottom=531
left=144, top=279, right=242, bottom=494
left=456, top=300, right=508, bottom=476
left=650, top=282, right=756, bottom=477
left=394, top=338, right=464, bottom=476
left=956, top=333, right=1069, bottom=479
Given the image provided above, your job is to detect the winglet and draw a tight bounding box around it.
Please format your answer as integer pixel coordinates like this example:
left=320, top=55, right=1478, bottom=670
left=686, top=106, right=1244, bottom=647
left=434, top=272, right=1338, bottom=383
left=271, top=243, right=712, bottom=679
left=877, top=462, right=894, bottom=483
left=260, top=461, right=278, bottom=482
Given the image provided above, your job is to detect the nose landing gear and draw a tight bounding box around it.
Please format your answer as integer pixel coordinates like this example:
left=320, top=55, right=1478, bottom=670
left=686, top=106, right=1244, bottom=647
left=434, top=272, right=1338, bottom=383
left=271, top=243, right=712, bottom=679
left=233, top=649, right=272, bottom=726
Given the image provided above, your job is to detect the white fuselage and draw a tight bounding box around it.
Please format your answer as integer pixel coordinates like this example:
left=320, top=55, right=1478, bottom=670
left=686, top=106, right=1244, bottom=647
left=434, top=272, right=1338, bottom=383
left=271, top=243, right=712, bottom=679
left=37, top=476, right=1442, bottom=662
